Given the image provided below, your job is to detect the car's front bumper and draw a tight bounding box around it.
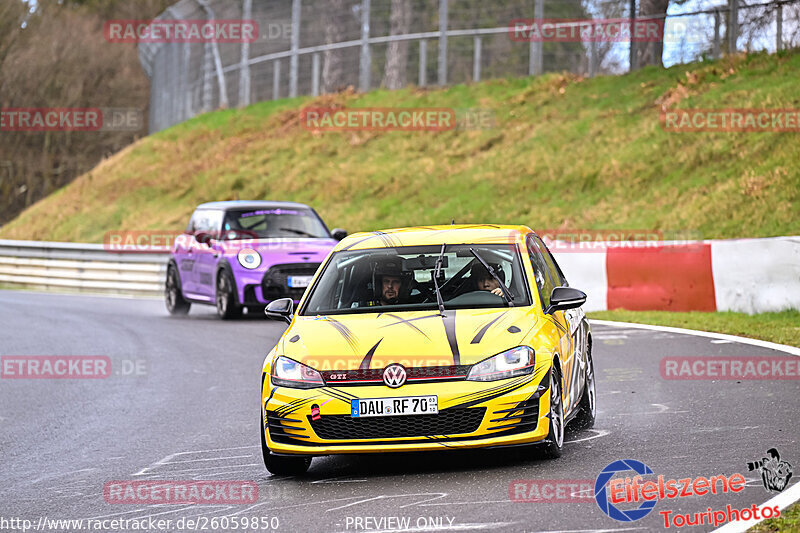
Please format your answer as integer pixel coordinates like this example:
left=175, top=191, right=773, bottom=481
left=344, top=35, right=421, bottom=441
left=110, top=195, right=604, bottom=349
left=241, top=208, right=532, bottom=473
left=261, top=364, right=551, bottom=455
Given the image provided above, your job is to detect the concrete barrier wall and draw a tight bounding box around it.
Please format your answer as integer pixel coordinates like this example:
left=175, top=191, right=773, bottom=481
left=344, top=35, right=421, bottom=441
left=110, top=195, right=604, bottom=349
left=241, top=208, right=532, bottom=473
left=553, top=236, right=800, bottom=314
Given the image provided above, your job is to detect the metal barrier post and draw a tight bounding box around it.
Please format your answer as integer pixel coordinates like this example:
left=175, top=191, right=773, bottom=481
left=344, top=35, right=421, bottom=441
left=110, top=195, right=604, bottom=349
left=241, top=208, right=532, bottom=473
left=290, top=0, right=300, bottom=97
left=419, top=39, right=427, bottom=86
left=273, top=60, right=281, bottom=100
left=360, top=0, right=371, bottom=92
left=239, top=0, right=252, bottom=107
left=312, top=53, right=320, bottom=96
left=438, top=0, right=448, bottom=85
left=473, top=36, right=481, bottom=81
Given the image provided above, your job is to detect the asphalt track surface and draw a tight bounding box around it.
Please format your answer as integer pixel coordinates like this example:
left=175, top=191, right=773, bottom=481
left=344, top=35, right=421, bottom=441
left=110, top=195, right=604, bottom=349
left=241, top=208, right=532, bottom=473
left=1, top=290, right=798, bottom=533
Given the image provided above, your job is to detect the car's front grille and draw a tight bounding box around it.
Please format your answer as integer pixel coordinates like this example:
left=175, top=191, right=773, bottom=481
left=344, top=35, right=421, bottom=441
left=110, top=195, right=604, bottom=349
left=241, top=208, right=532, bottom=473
left=262, top=263, right=321, bottom=301
left=308, top=407, right=485, bottom=440
left=321, top=365, right=471, bottom=386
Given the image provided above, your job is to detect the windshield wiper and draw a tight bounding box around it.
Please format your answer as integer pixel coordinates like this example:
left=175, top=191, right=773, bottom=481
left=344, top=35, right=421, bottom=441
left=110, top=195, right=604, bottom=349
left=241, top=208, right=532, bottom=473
left=432, top=243, right=447, bottom=317
left=279, top=228, right=317, bottom=237
left=469, top=248, right=513, bottom=307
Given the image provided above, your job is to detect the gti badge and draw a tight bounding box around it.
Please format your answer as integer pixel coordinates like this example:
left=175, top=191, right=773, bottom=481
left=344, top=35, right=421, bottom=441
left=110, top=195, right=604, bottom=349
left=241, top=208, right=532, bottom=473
left=382, top=364, right=407, bottom=388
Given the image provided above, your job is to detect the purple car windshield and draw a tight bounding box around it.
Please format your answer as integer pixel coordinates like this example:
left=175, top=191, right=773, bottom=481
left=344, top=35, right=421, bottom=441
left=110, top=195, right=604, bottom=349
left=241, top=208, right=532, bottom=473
left=222, top=208, right=329, bottom=239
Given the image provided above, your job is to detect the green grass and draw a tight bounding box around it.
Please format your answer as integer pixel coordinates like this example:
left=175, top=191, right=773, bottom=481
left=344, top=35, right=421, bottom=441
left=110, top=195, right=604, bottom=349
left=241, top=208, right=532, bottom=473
left=588, top=309, right=800, bottom=347
left=748, top=503, right=800, bottom=532
left=1, top=51, right=799, bottom=243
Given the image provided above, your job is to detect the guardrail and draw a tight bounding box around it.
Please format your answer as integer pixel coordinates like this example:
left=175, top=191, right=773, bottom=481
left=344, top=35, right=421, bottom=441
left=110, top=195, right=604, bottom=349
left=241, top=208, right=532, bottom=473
left=0, top=240, right=168, bottom=297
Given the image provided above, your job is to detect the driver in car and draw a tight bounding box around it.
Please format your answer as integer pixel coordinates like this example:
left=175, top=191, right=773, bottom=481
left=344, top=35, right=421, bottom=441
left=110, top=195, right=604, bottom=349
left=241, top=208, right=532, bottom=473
left=368, top=259, right=410, bottom=306
left=470, top=261, right=506, bottom=297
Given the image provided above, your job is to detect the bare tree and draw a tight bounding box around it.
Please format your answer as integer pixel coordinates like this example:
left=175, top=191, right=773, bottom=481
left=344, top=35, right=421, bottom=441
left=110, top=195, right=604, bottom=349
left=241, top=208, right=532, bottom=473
left=383, top=0, right=412, bottom=89
left=322, top=0, right=349, bottom=93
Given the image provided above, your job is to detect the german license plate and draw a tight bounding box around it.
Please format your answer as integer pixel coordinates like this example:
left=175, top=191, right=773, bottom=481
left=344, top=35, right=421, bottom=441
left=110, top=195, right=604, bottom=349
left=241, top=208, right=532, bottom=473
left=287, top=275, right=312, bottom=288
left=351, top=396, right=438, bottom=418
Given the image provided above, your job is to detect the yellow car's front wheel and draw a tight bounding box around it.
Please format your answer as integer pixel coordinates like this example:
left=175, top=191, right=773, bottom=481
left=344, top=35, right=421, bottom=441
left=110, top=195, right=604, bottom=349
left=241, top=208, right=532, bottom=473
left=540, top=366, right=564, bottom=458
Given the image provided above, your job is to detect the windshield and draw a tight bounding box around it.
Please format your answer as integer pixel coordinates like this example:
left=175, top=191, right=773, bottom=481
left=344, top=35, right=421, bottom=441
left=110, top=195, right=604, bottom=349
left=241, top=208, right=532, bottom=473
left=221, top=208, right=329, bottom=239
left=301, top=244, right=531, bottom=315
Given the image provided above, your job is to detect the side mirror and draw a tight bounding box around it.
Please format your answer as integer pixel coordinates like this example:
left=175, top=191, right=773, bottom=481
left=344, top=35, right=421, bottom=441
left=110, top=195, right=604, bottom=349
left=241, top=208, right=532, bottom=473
left=265, top=298, right=293, bottom=324
left=331, top=228, right=347, bottom=241
left=195, top=231, right=212, bottom=245
left=545, top=286, right=587, bottom=314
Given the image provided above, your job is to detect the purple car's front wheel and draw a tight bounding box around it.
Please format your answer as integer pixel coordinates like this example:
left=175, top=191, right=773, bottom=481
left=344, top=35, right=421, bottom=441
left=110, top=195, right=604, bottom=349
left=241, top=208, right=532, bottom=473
left=165, top=265, right=190, bottom=316
left=216, top=269, right=242, bottom=320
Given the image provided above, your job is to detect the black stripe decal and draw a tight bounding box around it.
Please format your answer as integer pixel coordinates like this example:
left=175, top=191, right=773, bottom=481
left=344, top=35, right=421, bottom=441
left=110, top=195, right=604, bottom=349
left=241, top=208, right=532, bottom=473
left=358, top=339, right=383, bottom=370
left=442, top=310, right=460, bottom=365
left=379, top=313, right=431, bottom=339
left=449, top=375, right=536, bottom=409
left=470, top=312, right=507, bottom=344
left=327, top=317, right=359, bottom=354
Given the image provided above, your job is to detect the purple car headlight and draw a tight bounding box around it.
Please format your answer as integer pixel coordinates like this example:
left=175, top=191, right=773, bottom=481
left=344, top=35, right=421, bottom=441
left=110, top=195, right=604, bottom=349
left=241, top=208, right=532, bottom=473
left=271, top=356, right=325, bottom=389
left=237, top=248, right=262, bottom=269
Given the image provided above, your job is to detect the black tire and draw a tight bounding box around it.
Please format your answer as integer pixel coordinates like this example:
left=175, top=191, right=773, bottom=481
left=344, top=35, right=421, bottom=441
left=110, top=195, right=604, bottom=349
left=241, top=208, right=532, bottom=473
left=571, top=342, right=596, bottom=430
left=540, top=365, right=564, bottom=459
left=216, top=268, right=242, bottom=319
left=260, top=415, right=312, bottom=476
left=165, top=264, right=190, bottom=315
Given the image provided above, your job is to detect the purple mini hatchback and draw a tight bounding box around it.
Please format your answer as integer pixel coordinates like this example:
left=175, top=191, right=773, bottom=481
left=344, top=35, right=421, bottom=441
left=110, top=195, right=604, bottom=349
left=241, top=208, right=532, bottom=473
left=166, top=201, right=345, bottom=319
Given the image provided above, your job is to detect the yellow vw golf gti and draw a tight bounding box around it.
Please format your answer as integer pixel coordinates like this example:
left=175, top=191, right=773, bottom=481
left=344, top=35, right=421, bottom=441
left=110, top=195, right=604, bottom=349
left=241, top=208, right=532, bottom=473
left=260, top=225, right=595, bottom=475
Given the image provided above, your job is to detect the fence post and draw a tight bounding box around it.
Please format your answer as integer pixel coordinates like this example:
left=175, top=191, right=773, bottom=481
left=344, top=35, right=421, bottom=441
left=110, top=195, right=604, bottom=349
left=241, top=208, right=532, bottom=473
left=202, top=43, right=213, bottom=112
left=239, top=0, right=252, bottom=107
left=713, top=10, right=721, bottom=58
left=197, top=0, right=229, bottom=108
left=289, top=0, right=300, bottom=97
left=359, top=0, right=371, bottom=92
left=473, top=36, right=482, bottom=82
left=438, top=0, right=448, bottom=85
left=629, top=0, right=637, bottom=71
left=589, top=38, right=597, bottom=77
left=182, top=42, right=191, bottom=120
left=312, top=53, right=320, bottom=96
left=776, top=3, right=783, bottom=51
left=529, top=0, right=543, bottom=75
left=273, top=60, right=281, bottom=100
left=419, top=39, right=427, bottom=86
left=728, top=0, right=738, bottom=54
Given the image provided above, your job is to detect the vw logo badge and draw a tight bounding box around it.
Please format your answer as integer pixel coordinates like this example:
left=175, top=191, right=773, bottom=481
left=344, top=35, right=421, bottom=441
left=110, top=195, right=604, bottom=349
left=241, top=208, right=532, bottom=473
left=382, top=364, right=407, bottom=388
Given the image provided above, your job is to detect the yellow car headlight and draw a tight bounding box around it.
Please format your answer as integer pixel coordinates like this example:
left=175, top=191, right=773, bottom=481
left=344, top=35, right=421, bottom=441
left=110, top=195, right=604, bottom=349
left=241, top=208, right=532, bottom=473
left=271, top=356, right=325, bottom=389
left=466, top=346, right=535, bottom=381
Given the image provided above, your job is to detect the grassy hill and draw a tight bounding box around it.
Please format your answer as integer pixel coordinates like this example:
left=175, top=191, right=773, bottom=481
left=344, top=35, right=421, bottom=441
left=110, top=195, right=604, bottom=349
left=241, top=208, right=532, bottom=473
left=1, top=50, right=798, bottom=242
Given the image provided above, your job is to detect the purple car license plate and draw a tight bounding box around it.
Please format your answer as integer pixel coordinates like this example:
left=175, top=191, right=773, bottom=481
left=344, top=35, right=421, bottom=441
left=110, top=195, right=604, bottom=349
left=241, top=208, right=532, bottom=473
left=287, top=275, right=313, bottom=288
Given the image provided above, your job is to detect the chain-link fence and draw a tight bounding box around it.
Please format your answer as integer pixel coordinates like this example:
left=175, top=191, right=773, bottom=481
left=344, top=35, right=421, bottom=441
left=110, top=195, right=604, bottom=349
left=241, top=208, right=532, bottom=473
left=139, top=0, right=800, bottom=133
